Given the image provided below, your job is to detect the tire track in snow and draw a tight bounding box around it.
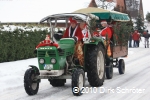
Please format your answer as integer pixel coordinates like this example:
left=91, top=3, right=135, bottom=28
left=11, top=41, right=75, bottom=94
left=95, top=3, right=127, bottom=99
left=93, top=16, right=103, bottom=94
left=0, top=81, right=71, bottom=100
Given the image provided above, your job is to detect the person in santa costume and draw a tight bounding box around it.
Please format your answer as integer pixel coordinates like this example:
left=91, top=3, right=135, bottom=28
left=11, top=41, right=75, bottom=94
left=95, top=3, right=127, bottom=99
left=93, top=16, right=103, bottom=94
left=63, top=17, right=83, bottom=42
left=63, top=17, right=84, bottom=66
left=99, top=20, right=113, bottom=39
left=99, top=20, right=113, bottom=57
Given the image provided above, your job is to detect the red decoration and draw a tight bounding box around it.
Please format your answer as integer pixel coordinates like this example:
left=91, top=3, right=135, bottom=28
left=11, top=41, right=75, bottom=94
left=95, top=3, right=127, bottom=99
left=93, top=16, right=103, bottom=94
left=99, top=27, right=112, bottom=39
left=36, top=35, right=59, bottom=49
left=69, top=17, right=77, bottom=24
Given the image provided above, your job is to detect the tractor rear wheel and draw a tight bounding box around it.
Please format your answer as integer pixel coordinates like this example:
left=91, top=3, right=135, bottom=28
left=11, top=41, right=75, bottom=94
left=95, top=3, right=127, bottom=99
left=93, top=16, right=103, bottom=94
left=86, top=44, right=105, bottom=87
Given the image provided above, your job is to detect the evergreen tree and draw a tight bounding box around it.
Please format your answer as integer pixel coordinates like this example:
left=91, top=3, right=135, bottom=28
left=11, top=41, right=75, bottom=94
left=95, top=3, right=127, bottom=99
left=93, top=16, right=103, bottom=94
left=134, top=14, right=146, bottom=33
left=146, top=12, right=150, bottom=22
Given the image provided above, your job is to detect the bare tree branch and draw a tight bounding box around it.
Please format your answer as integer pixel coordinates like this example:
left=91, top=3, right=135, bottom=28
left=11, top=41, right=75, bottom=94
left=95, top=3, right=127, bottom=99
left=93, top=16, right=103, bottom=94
left=96, top=0, right=116, bottom=10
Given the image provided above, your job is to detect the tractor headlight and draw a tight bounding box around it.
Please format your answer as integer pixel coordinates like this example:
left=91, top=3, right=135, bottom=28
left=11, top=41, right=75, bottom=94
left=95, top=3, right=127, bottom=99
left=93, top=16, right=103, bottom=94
left=39, top=58, right=45, bottom=64
left=51, top=58, right=56, bottom=64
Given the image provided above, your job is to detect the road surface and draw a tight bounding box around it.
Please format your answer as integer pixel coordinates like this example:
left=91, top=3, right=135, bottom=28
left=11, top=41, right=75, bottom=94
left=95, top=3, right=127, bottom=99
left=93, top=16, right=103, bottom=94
left=0, top=47, right=150, bottom=100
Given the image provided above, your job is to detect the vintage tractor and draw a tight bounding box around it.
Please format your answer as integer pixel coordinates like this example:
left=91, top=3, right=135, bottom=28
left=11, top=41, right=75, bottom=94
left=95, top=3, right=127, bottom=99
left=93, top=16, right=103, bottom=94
left=24, top=8, right=130, bottom=96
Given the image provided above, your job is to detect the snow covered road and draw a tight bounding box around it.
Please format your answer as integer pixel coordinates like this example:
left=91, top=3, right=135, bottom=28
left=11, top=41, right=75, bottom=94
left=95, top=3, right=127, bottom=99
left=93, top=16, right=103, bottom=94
left=0, top=44, right=150, bottom=100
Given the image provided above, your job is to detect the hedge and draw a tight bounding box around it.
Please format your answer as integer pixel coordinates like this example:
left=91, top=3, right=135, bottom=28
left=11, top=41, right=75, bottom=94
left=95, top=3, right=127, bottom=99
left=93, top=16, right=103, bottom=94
left=0, top=27, right=49, bottom=63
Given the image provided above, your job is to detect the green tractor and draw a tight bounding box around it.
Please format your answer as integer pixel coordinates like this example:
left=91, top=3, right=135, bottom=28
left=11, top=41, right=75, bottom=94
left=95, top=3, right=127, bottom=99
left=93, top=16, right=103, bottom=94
left=24, top=8, right=130, bottom=96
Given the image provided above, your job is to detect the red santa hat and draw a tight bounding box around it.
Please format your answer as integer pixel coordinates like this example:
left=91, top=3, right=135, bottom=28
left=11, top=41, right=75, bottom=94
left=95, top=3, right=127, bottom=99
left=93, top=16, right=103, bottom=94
left=101, top=20, right=107, bottom=24
left=69, top=17, right=77, bottom=24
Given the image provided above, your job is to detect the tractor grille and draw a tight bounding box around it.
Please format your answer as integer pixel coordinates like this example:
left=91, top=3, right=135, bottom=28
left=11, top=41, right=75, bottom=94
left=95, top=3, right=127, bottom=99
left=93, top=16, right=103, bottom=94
left=48, top=50, right=56, bottom=57
left=38, top=50, right=56, bottom=57
left=58, top=49, right=65, bottom=56
left=38, top=51, right=45, bottom=57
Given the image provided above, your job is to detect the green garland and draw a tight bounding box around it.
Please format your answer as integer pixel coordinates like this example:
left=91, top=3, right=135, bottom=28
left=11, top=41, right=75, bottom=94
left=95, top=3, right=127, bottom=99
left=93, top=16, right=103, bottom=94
left=87, top=17, right=97, bottom=37
left=113, top=22, right=132, bottom=46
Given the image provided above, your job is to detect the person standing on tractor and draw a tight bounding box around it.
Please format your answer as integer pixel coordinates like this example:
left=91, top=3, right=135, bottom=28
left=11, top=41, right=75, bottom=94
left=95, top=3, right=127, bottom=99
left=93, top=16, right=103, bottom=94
left=63, top=17, right=84, bottom=66
left=143, top=30, right=150, bottom=48
left=98, top=20, right=113, bottom=56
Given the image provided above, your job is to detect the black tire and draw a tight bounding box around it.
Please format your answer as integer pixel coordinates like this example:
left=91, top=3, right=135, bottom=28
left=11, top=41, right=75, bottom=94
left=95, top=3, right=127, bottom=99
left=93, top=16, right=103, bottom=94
left=72, top=68, right=85, bottom=96
left=86, top=44, right=105, bottom=87
left=24, top=68, right=39, bottom=95
left=106, top=62, right=113, bottom=79
left=48, top=79, right=66, bottom=87
left=118, top=59, right=125, bottom=74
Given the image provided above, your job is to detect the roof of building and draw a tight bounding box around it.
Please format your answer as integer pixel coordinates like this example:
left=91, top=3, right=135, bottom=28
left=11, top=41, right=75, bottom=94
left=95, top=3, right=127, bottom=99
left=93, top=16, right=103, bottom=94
left=88, top=0, right=97, bottom=7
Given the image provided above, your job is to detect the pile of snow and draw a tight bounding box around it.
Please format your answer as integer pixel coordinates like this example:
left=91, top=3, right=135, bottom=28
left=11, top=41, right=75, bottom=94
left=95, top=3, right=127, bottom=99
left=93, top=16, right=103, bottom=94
left=0, top=25, right=50, bottom=32
left=0, top=58, right=38, bottom=93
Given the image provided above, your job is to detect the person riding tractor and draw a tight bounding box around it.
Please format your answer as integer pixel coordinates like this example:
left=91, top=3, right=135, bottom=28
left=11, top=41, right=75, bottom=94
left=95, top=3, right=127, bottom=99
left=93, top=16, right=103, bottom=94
left=63, top=17, right=84, bottom=66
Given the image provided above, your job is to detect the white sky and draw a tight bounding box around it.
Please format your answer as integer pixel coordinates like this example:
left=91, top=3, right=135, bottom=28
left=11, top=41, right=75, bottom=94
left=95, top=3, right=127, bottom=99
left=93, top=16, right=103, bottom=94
left=0, top=0, right=149, bottom=22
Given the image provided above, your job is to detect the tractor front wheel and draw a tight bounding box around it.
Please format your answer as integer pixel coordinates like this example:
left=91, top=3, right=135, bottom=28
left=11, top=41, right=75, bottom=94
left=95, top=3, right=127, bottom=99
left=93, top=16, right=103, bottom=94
left=72, top=68, right=85, bottom=96
left=24, top=68, right=39, bottom=95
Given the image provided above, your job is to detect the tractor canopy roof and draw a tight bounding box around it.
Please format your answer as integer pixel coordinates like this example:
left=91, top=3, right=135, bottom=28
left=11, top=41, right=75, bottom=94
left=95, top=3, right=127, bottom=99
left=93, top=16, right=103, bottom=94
left=39, top=13, right=99, bottom=23
left=73, top=7, right=130, bottom=22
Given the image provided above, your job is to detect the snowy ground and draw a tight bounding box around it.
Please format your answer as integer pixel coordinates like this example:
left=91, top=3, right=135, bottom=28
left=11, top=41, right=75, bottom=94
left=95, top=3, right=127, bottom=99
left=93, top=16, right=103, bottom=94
left=0, top=37, right=150, bottom=100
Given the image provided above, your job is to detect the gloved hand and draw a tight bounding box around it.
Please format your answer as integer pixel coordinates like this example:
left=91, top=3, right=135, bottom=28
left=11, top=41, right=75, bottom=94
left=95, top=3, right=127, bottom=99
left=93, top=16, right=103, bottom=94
left=57, top=48, right=62, bottom=52
left=72, top=37, right=77, bottom=43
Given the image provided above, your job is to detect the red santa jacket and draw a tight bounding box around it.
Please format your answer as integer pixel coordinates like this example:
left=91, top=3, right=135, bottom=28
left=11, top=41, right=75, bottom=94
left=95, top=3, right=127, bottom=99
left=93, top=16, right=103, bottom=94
left=63, top=25, right=83, bottom=41
left=99, top=26, right=112, bottom=39
left=132, top=32, right=140, bottom=41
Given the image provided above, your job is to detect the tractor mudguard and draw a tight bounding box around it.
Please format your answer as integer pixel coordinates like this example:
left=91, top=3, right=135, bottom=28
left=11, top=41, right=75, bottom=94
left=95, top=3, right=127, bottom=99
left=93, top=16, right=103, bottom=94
left=84, top=37, right=106, bottom=49
left=28, top=65, right=40, bottom=75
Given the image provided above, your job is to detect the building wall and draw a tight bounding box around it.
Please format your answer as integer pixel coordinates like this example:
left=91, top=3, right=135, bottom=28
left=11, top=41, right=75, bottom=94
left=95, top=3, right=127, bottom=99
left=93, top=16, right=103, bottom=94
left=110, top=0, right=144, bottom=19
left=116, top=0, right=126, bottom=12
left=125, top=0, right=144, bottom=19
left=88, top=0, right=97, bottom=7
left=88, top=0, right=144, bottom=19
left=139, top=0, right=144, bottom=19
left=116, top=0, right=126, bottom=8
